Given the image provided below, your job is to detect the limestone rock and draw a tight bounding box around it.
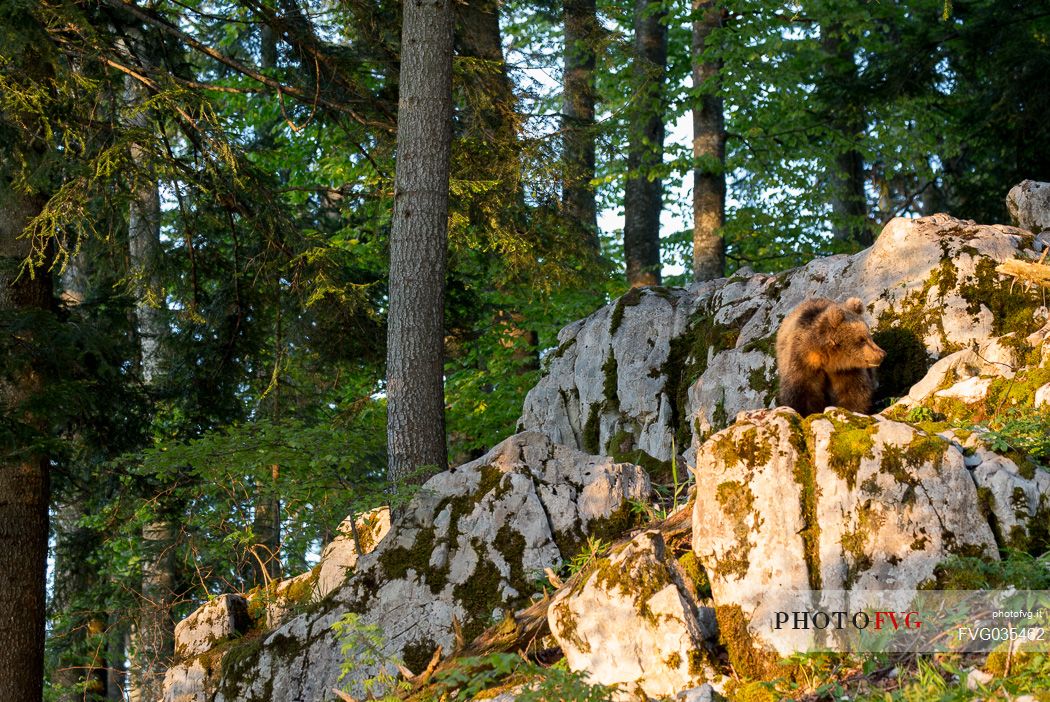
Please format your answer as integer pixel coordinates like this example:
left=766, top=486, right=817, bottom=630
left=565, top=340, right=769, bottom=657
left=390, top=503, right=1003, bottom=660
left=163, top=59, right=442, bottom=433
left=898, top=335, right=1022, bottom=407
left=163, top=659, right=211, bottom=702
left=548, top=530, right=717, bottom=700
left=676, top=683, right=724, bottom=702
left=1007, top=180, right=1050, bottom=233
left=249, top=506, right=391, bottom=630
left=1035, top=383, right=1050, bottom=407
left=690, top=408, right=997, bottom=671
left=522, top=215, right=1043, bottom=465
left=173, top=594, right=251, bottom=661
left=316, top=506, right=391, bottom=598
left=169, top=432, right=650, bottom=702
left=970, top=451, right=1050, bottom=552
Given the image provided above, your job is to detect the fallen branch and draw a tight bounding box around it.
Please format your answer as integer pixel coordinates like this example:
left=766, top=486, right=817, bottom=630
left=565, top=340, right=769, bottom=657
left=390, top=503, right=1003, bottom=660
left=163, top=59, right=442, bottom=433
left=996, top=253, right=1050, bottom=289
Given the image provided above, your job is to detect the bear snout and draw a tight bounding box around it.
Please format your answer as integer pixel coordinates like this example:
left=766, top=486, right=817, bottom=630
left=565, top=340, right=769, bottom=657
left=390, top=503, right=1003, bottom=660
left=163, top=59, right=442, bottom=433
left=865, top=341, right=887, bottom=367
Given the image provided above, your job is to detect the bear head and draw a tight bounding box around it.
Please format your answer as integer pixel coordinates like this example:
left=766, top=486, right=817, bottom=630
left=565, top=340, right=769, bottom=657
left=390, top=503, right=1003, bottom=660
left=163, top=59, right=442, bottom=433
left=818, top=297, right=886, bottom=372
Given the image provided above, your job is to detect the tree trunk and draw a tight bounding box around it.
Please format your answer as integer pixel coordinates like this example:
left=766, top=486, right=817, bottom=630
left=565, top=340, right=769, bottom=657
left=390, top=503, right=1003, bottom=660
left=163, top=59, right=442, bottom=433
left=691, top=0, right=725, bottom=282
left=562, top=0, right=600, bottom=251
left=0, top=182, right=51, bottom=702
left=821, top=23, right=870, bottom=247
left=386, top=0, right=453, bottom=485
left=623, top=0, right=666, bottom=287
left=126, top=72, right=176, bottom=702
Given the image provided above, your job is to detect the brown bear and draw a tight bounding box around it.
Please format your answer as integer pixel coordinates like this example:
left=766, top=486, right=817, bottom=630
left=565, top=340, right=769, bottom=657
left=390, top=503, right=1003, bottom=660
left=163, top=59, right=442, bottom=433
left=775, top=297, right=886, bottom=416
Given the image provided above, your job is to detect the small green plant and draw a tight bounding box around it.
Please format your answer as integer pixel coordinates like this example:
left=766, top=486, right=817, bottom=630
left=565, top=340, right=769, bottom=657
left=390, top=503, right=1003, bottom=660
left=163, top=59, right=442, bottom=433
left=332, top=613, right=411, bottom=701
left=566, top=535, right=610, bottom=576
left=905, top=405, right=941, bottom=423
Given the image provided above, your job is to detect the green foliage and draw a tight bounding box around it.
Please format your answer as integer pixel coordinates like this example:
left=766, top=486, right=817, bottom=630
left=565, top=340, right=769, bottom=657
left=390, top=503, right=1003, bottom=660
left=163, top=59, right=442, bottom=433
left=432, top=653, right=617, bottom=701
left=332, top=613, right=411, bottom=701
left=932, top=549, right=1050, bottom=590
left=978, top=408, right=1050, bottom=470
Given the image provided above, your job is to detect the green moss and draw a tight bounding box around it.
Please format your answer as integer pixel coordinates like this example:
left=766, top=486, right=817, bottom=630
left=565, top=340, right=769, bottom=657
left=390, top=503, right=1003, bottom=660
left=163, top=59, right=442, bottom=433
left=820, top=413, right=878, bottom=490
left=787, top=412, right=822, bottom=590
left=661, top=302, right=747, bottom=448
left=402, top=637, right=439, bottom=675
left=715, top=604, right=785, bottom=681
left=740, top=333, right=776, bottom=357
left=602, top=349, right=618, bottom=406
left=688, top=648, right=711, bottom=679
left=874, top=246, right=976, bottom=355
left=377, top=527, right=447, bottom=593
left=609, top=287, right=643, bottom=336
left=279, top=565, right=321, bottom=607
left=552, top=336, right=577, bottom=359
left=840, top=506, right=883, bottom=588
left=715, top=481, right=755, bottom=580
left=582, top=403, right=602, bottom=454
left=494, top=525, right=531, bottom=602
left=593, top=546, right=675, bottom=624
left=664, top=651, right=682, bottom=669
left=729, top=681, right=778, bottom=702
left=712, top=427, right=773, bottom=469
left=977, top=486, right=1006, bottom=551
left=677, top=550, right=712, bottom=599
left=586, top=500, right=644, bottom=544
left=881, top=432, right=948, bottom=491
left=984, top=366, right=1050, bottom=420
left=958, top=258, right=1044, bottom=337
left=215, top=632, right=267, bottom=700
left=552, top=600, right=589, bottom=654
left=357, top=513, right=383, bottom=554
left=453, top=541, right=505, bottom=642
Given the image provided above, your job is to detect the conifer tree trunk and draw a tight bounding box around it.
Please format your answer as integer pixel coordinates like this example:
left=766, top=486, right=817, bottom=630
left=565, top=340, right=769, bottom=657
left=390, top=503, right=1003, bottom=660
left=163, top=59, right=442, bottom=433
left=623, top=0, right=666, bottom=287
left=386, top=0, right=453, bottom=485
left=691, top=0, right=725, bottom=282
left=125, top=73, right=175, bottom=702
left=563, top=0, right=600, bottom=251
left=822, top=22, right=870, bottom=246
left=0, top=181, right=51, bottom=702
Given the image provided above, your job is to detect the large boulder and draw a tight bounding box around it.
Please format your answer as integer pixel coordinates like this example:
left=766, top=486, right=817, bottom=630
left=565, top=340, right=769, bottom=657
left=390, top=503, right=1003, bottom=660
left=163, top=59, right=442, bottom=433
left=690, top=408, right=998, bottom=675
left=521, top=215, right=1046, bottom=465
left=166, top=432, right=650, bottom=702
left=548, top=529, right=719, bottom=699
left=1007, top=180, right=1050, bottom=234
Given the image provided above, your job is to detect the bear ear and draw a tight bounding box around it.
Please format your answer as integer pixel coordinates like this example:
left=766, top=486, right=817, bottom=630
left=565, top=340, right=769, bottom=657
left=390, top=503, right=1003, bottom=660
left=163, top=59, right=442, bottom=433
left=822, top=305, right=845, bottom=328
left=844, top=297, right=865, bottom=315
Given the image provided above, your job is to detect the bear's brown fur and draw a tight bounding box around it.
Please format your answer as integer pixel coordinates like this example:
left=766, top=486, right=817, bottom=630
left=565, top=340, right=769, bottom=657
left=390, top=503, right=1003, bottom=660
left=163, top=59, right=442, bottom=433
left=775, top=297, right=886, bottom=416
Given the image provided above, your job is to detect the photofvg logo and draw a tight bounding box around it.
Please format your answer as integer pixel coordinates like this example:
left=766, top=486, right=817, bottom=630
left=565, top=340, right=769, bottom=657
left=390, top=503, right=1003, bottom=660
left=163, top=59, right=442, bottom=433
left=754, top=590, right=1050, bottom=654
left=774, top=609, right=922, bottom=632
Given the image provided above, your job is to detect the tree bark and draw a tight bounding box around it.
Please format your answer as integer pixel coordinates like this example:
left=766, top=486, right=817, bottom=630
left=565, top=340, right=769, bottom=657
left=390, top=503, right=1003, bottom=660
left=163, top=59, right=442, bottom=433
left=386, top=0, right=454, bottom=485
left=0, top=180, right=51, bottom=702
left=562, top=0, right=600, bottom=251
left=821, top=23, right=870, bottom=247
left=691, top=0, right=725, bottom=282
left=623, top=0, right=666, bottom=287
left=125, top=72, right=176, bottom=702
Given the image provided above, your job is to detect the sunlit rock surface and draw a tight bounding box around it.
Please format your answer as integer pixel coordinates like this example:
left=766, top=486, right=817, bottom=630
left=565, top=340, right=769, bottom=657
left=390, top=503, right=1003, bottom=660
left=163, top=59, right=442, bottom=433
left=548, top=530, right=718, bottom=700
left=521, top=215, right=1044, bottom=465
